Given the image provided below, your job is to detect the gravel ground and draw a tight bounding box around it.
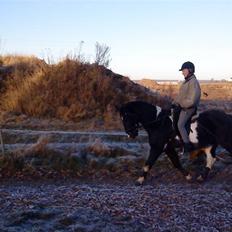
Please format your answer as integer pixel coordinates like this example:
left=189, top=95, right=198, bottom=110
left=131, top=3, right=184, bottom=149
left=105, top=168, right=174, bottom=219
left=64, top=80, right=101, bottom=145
left=0, top=179, right=232, bottom=232
left=1, top=129, right=232, bottom=231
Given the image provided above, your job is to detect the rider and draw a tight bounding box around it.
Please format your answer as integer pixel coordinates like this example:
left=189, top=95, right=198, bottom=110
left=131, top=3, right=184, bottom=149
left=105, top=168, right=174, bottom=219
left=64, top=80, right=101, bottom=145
left=173, top=61, right=201, bottom=155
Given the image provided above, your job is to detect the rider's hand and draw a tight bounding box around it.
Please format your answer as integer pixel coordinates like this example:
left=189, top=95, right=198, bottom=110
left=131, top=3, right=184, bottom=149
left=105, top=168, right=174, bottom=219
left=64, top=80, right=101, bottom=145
left=171, top=101, right=180, bottom=109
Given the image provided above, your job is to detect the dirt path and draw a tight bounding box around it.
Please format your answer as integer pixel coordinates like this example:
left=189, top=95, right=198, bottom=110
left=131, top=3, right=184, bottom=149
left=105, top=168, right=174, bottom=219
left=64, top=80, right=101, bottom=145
left=0, top=179, right=232, bottom=232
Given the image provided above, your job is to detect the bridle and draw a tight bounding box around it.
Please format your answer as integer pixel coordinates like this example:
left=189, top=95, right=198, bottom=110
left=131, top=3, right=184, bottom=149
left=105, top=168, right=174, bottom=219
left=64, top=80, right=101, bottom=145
left=121, top=112, right=140, bottom=134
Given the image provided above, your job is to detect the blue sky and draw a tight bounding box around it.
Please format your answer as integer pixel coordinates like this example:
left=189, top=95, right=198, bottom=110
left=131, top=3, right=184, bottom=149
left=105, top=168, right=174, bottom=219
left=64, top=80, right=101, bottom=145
left=0, top=0, right=232, bottom=80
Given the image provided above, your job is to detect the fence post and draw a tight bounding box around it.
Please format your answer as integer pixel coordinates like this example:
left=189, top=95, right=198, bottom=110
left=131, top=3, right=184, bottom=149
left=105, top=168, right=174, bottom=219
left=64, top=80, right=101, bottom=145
left=0, top=129, right=5, bottom=156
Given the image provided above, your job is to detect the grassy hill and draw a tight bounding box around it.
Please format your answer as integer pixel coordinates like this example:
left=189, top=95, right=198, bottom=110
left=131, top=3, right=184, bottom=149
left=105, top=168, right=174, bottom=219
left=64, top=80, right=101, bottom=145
left=0, top=55, right=170, bottom=130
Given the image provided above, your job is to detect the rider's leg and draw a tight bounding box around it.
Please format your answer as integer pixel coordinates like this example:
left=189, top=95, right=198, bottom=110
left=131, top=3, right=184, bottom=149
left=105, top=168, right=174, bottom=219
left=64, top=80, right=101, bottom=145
left=178, top=107, right=197, bottom=154
left=172, top=105, right=182, bottom=137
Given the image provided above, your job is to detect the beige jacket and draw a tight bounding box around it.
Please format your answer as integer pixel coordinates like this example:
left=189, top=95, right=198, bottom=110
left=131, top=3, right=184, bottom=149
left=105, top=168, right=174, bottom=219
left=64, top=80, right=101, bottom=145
left=175, top=74, right=201, bottom=109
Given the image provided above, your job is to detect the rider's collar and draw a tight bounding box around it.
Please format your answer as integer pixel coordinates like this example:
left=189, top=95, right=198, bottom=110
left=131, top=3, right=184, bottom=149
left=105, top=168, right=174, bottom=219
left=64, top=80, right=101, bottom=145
left=184, top=74, right=195, bottom=83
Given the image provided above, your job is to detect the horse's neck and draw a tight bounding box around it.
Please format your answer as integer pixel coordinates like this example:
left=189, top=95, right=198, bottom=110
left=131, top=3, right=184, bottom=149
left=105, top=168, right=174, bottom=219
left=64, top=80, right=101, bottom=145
left=142, top=107, right=174, bottom=135
left=129, top=102, right=172, bottom=130
left=136, top=106, right=158, bottom=124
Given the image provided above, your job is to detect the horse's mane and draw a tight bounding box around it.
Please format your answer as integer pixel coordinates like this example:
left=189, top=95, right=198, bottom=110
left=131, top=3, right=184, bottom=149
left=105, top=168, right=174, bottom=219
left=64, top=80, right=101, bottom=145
left=121, top=101, right=158, bottom=113
left=120, top=101, right=171, bottom=121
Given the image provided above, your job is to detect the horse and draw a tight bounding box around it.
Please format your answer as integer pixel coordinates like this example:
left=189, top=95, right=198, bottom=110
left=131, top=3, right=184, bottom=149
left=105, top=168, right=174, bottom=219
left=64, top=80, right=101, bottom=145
left=117, top=100, right=232, bottom=185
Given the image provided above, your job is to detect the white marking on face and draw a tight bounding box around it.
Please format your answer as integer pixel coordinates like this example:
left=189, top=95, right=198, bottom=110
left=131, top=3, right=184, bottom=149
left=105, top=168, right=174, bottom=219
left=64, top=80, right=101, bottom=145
left=137, top=177, right=144, bottom=184
left=189, top=121, right=199, bottom=143
left=156, top=106, right=162, bottom=117
left=175, top=135, right=180, bottom=140
left=143, top=166, right=149, bottom=172
left=204, top=146, right=216, bottom=169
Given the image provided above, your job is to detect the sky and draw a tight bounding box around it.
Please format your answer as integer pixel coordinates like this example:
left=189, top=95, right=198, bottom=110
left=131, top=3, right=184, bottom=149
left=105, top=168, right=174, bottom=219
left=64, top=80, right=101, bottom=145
left=0, top=0, right=232, bottom=80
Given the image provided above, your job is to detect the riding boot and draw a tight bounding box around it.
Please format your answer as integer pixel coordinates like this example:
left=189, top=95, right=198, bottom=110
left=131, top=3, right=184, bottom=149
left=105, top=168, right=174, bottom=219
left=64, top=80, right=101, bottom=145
left=181, top=142, right=194, bottom=167
left=183, top=142, right=197, bottom=155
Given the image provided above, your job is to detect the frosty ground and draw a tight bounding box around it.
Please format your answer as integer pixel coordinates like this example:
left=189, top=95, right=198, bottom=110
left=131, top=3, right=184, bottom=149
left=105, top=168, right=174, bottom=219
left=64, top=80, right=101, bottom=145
left=0, top=129, right=232, bottom=232
left=1, top=179, right=232, bottom=232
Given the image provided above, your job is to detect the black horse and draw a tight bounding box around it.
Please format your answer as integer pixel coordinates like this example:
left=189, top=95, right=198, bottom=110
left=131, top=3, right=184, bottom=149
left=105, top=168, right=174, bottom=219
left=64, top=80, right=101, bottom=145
left=118, top=100, right=232, bottom=184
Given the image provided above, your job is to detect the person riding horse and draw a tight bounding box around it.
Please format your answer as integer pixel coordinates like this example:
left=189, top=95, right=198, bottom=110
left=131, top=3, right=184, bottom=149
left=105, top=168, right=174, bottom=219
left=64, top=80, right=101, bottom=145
left=173, top=61, right=201, bottom=155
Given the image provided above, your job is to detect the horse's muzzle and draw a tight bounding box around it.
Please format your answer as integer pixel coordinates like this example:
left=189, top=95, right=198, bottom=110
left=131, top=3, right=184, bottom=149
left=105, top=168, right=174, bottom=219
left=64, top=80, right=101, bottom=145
left=127, top=132, right=138, bottom=139
left=128, top=134, right=136, bottom=139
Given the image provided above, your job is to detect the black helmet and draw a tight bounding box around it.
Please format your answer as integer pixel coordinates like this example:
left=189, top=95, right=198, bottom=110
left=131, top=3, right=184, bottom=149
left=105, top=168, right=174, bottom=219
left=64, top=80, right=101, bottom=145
left=179, top=61, right=195, bottom=73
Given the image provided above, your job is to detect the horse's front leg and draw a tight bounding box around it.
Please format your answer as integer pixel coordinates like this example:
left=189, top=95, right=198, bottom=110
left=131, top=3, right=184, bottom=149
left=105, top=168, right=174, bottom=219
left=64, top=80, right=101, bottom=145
left=164, top=140, right=191, bottom=180
left=135, top=145, right=163, bottom=185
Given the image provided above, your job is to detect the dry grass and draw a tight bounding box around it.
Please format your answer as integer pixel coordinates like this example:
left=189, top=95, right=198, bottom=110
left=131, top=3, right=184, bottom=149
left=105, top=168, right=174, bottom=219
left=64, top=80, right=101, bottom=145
left=0, top=135, right=140, bottom=178
left=137, top=79, right=232, bottom=100
left=0, top=135, right=85, bottom=177
left=86, top=138, right=112, bottom=156
left=137, top=79, right=232, bottom=113
left=83, top=137, right=135, bottom=158
left=1, top=54, right=231, bottom=130
left=0, top=55, right=170, bottom=130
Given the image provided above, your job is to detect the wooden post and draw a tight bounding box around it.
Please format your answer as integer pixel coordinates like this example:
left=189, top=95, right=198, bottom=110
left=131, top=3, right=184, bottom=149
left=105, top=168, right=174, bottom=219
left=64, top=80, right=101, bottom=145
left=0, top=130, right=5, bottom=156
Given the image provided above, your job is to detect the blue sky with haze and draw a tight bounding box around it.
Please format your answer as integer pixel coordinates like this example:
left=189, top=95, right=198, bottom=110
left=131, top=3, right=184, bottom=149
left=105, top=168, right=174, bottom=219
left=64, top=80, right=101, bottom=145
left=0, top=0, right=231, bottom=80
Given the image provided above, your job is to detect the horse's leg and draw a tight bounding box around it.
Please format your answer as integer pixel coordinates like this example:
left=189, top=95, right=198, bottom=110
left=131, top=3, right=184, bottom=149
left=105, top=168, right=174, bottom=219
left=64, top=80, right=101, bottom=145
left=136, top=144, right=163, bottom=185
left=197, top=145, right=216, bottom=181
left=222, top=143, right=232, bottom=154
left=164, top=141, right=191, bottom=180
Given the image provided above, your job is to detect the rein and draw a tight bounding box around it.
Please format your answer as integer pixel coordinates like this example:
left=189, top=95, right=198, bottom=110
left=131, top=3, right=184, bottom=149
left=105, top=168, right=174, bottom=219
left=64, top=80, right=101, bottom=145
left=139, top=117, right=165, bottom=128
left=124, top=112, right=167, bottom=133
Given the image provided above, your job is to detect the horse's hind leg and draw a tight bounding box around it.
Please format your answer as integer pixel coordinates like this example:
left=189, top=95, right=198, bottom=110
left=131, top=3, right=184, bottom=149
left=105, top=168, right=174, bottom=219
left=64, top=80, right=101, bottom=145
left=135, top=145, right=163, bottom=185
left=197, top=145, right=216, bottom=181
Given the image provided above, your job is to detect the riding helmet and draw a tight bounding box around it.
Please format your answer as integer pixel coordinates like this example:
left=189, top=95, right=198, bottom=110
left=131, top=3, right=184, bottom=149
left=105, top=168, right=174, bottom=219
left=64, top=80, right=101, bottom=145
left=179, top=61, right=195, bottom=73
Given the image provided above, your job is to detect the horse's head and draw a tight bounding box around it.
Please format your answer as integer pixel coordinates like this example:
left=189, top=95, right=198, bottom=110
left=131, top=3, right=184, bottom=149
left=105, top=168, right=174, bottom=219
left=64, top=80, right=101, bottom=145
left=117, top=105, right=139, bottom=139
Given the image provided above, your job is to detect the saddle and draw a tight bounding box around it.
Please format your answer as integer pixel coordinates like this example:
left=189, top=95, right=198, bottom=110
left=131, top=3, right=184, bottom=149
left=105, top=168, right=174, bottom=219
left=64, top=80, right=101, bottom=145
left=191, top=113, right=199, bottom=123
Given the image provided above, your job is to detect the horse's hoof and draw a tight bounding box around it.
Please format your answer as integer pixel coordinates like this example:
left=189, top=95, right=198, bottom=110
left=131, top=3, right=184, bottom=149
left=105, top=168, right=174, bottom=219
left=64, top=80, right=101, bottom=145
left=135, top=181, right=143, bottom=186
left=185, top=174, right=192, bottom=181
left=135, top=177, right=144, bottom=186
left=196, top=175, right=204, bottom=182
